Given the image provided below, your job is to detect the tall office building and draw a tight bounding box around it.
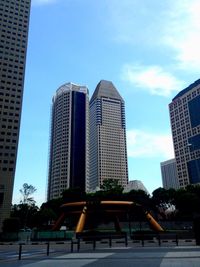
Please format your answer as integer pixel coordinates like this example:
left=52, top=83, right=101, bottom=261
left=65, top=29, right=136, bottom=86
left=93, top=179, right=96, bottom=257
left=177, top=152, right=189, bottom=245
left=0, top=0, right=31, bottom=230
left=169, top=79, right=200, bottom=188
left=89, top=80, right=128, bottom=191
left=48, top=83, right=89, bottom=200
left=160, top=159, right=179, bottom=190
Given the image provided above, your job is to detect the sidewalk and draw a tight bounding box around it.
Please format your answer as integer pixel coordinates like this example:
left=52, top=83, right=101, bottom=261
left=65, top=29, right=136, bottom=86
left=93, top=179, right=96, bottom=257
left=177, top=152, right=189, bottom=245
left=1, top=244, right=200, bottom=267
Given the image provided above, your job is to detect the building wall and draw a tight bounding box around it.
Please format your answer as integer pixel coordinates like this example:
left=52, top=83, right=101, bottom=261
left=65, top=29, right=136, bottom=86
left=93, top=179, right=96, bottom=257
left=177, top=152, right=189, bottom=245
left=89, top=80, right=128, bottom=191
left=70, top=91, right=86, bottom=189
left=160, top=159, right=179, bottom=190
left=89, top=100, right=99, bottom=191
left=169, top=79, right=200, bottom=188
left=0, top=0, right=31, bottom=231
left=47, top=83, right=89, bottom=200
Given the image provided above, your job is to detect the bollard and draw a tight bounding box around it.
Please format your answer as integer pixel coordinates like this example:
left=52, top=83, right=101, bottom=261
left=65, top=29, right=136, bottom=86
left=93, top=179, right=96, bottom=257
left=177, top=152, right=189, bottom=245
left=158, top=234, right=161, bottom=246
left=141, top=234, right=144, bottom=247
left=18, top=244, right=22, bottom=260
left=47, top=242, right=50, bottom=256
left=93, top=239, right=96, bottom=250
left=77, top=238, right=80, bottom=252
left=125, top=233, right=128, bottom=247
left=71, top=239, right=74, bottom=253
left=175, top=234, right=178, bottom=246
left=109, top=236, right=112, bottom=247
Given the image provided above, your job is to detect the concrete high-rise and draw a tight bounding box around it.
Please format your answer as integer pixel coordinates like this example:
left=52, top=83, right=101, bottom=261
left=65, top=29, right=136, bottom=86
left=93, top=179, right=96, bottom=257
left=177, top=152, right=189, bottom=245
left=0, top=0, right=31, bottom=230
left=89, top=80, right=128, bottom=191
left=169, top=79, right=200, bottom=188
left=48, top=83, right=89, bottom=200
left=160, top=159, right=179, bottom=190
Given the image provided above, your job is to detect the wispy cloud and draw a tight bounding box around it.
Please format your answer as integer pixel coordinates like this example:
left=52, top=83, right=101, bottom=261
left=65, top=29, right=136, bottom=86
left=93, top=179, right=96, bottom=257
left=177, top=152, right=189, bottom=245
left=32, top=0, right=58, bottom=5
left=164, top=0, right=200, bottom=71
left=107, top=1, right=200, bottom=72
left=127, top=129, right=174, bottom=159
left=121, top=64, right=184, bottom=97
left=106, top=0, right=167, bottom=45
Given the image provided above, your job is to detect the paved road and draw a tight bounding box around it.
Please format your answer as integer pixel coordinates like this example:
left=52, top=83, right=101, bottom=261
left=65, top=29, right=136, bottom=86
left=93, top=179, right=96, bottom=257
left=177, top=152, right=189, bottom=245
left=1, top=244, right=200, bottom=267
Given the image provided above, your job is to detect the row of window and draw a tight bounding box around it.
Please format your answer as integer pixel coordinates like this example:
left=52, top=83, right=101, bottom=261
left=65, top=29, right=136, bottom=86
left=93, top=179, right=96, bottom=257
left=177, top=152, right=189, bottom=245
left=0, top=167, right=14, bottom=172
left=0, top=144, right=16, bottom=149
left=0, top=54, right=24, bottom=65
left=170, top=87, right=200, bottom=110
left=0, top=159, right=14, bottom=164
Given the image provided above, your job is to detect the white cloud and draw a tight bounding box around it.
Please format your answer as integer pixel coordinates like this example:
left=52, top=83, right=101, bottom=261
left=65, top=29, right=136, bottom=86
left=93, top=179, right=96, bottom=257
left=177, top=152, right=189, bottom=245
left=106, top=1, right=200, bottom=72
left=121, top=64, right=184, bottom=97
left=32, top=0, right=58, bottom=5
left=127, top=129, right=174, bottom=159
left=105, top=1, right=167, bottom=45
left=164, top=0, right=200, bottom=70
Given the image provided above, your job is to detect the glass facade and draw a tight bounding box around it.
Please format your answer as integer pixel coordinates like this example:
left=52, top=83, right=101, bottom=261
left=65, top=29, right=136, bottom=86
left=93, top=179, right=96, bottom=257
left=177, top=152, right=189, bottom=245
left=188, top=95, right=200, bottom=128
left=70, top=91, right=86, bottom=189
left=187, top=159, right=200, bottom=184
left=48, top=83, right=89, bottom=200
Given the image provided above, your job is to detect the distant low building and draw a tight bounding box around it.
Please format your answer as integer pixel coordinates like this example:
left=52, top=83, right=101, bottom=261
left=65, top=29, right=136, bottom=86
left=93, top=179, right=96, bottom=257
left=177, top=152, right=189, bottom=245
left=160, top=158, right=179, bottom=190
left=123, top=180, right=149, bottom=195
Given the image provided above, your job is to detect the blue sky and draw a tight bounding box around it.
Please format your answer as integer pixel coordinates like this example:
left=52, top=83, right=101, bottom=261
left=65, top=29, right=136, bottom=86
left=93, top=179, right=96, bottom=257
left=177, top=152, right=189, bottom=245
left=13, top=0, right=200, bottom=205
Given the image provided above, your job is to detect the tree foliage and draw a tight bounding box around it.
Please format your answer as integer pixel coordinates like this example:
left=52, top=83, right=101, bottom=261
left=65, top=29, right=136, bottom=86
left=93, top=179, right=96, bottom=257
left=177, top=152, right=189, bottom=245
left=2, top=217, right=20, bottom=232
left=10, top=183, right=200, bottom=231
left=11, top=203, right=38, bottom=229
left=20, top=183, right=37, bottom=205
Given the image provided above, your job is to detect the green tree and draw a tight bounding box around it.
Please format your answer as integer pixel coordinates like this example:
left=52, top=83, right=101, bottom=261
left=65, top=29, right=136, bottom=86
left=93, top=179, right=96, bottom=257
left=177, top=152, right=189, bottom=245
left=174, top=188, right=200, bottom=219
left=32, top=208, right=57, bottom=229
left=62, top=187, right=86, bottom=203
left=12, top=183, right=38, bottom=228
left=100, top=179, right=123, bottom=193
left=20, top=183, right=37, bottom=205
left=2, top=217, right=20, bottom=232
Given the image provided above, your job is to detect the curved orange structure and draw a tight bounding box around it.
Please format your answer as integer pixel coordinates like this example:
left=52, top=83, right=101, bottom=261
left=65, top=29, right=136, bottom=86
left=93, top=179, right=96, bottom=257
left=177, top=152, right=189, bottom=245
left=52, top=200, right=164, bottom=233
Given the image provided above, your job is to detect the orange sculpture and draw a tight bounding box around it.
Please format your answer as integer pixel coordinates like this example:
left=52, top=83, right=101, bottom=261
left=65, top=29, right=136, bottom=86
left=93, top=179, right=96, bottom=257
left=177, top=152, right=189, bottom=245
left=53, top=200, right=164, bottom=233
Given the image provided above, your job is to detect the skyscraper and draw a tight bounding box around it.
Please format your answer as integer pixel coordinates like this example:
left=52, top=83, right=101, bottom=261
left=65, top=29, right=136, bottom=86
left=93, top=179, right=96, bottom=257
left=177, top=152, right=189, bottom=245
left=48, top=83, right=89, bottom=200
left=0, top=0, right=31, bottom=230
left=169, top=79, right=200, bottom=188
left=89, top=80, right=128, bottom=191
left=160, top=159, right=179, bottom=190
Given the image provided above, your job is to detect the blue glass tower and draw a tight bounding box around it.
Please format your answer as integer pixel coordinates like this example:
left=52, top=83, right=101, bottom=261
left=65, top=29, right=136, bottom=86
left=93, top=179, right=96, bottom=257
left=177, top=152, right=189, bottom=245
left=48, top=83, right=89, bottom=200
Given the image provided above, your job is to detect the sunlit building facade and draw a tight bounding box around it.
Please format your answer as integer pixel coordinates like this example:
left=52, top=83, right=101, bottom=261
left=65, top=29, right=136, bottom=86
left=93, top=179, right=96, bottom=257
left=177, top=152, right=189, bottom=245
left=160, top=159, right=179, bottom=190
left=48, top=83, right=89, bottom=200
left=123, top=180, right=149, bottom=195
left=89, top=80, right=128, bottom=191
left=0, top=0, right=31, bottom=230
left=169, top=79, right=200, bottom=188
